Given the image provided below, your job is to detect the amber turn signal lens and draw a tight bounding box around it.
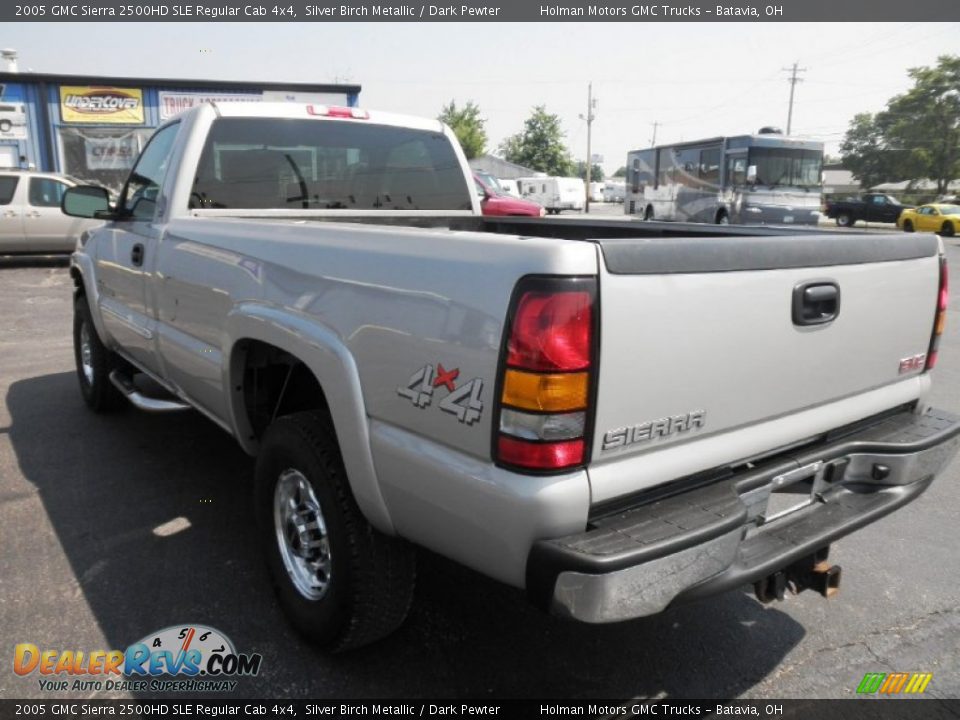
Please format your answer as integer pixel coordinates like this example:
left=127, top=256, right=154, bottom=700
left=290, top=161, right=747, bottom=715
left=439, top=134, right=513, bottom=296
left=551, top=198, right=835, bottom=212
left=501, top=369, right=588, bottom=412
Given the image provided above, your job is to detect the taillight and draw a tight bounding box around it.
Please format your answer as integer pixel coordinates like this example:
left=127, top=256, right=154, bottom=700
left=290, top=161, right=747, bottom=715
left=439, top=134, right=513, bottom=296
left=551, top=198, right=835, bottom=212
left=925, top=256, right=948, bottom=371
left=494, top=277, right=597, bottom=473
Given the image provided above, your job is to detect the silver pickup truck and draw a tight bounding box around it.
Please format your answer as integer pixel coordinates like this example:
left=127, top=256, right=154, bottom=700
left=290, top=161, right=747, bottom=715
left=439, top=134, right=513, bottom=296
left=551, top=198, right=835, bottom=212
left=63, top=102, right=959, bottom=651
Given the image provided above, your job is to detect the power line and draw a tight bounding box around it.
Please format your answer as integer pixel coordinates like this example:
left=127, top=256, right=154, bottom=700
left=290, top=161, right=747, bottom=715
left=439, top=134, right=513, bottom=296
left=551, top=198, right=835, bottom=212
left=783, top=62, right=807, bottom=135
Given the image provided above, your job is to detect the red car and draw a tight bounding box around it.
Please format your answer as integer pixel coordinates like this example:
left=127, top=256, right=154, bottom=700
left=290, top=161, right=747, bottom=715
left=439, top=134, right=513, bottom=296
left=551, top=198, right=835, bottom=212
left=474, top=173, right=545, bottom=217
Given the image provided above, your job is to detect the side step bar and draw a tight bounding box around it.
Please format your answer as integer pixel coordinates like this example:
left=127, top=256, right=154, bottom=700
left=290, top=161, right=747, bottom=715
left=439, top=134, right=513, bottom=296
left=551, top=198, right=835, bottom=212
left=109, top=370, right=190, bottom=413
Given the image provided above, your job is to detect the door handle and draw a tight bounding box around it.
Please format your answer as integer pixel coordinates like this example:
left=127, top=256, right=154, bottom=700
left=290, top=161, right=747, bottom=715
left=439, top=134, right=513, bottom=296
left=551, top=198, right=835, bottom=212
left=793, top=281, right=840, bottom=326
left=131, top=243, right=145, bottom=267
left=2, top=210, right=17, bottom=218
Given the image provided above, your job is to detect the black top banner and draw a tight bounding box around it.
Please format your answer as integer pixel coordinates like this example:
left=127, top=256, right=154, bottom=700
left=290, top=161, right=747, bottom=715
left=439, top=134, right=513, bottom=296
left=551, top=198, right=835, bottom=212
left=4, top=0, right=960, bottom=21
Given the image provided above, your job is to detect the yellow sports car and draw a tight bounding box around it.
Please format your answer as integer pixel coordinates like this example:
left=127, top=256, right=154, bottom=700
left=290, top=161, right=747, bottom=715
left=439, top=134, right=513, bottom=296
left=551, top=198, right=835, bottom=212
left=897, top=203, right=960, bottom=236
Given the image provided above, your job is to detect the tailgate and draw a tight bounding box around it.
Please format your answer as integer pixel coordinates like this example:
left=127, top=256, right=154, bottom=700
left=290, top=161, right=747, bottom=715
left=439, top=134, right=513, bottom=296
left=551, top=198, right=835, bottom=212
left=589, top=232, right=942, bottom=503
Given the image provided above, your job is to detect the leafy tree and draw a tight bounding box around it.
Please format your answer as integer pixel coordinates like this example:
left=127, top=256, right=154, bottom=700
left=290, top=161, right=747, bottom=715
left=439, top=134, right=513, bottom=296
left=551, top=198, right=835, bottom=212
left=612, top=166, right=627, bottom=178
left=839, top=113, right=900, bottom=190
left=575, top=161, right=605, bottom=183
left=841, top=55, right=960, bottom=193
left=499, top=106, right=574, bottom=176
left=438, top=100, right=487, bottom=160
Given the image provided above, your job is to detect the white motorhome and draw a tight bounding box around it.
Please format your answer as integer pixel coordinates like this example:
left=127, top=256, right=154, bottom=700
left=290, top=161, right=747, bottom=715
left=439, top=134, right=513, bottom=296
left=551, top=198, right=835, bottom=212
left=589, top=181, right=605, bottom=203
left=497, top=178, right=521, bottom=197
left=603, top=181, right=626, bottom=203
left=518, top=176, right=585, bottom=214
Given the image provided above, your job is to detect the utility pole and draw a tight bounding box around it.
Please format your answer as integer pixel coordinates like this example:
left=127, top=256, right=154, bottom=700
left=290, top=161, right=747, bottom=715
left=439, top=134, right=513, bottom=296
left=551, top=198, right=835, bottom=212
left=782, top=62, right=806, bottom=135
left=650, top=121, right=660, bottom=147
left=581, top=82, right=597, bottom=213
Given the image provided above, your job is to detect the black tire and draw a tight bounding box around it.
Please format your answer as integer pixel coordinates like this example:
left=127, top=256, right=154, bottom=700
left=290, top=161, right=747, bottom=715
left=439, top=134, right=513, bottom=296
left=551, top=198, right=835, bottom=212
left=836, top=213, right=854, bottom=228
left=0, top=119, right=11, bottom=133
left=73, top=295, right=125, bottom=412
left=903, top=220, right=914, bottom=233
left=941, top=222, right=955, bottom=238
left=255, top=411, right=416, bottom=652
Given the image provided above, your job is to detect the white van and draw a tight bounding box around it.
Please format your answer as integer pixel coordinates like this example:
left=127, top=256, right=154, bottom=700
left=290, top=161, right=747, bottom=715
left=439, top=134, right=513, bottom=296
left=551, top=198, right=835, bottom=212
left=517, top=176, right=585, bottom=214
left=496, top=178, right=521, bottom=197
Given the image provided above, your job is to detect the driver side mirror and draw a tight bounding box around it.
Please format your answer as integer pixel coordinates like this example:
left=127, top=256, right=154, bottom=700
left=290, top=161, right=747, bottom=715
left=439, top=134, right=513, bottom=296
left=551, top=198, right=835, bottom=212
left=62, top=185, right=112, bottom=219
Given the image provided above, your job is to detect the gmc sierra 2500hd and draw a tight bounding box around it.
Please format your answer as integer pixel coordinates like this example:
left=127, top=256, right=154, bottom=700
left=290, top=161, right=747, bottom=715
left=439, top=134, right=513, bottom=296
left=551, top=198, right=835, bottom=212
left=63, top=102, right=959, bottom=651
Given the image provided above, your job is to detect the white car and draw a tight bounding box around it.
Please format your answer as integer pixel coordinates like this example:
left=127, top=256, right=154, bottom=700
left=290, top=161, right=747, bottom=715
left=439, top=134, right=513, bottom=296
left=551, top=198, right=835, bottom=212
left=0, top=170, right=102, bottom=254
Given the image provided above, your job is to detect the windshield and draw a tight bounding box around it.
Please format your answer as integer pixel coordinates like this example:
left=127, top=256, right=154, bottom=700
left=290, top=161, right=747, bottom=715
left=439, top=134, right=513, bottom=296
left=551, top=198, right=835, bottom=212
left=192, top=117, right=472, bottom=211
left=748, top=147, right=822, bottom=189
left=474, top=171, right=504, bottom=194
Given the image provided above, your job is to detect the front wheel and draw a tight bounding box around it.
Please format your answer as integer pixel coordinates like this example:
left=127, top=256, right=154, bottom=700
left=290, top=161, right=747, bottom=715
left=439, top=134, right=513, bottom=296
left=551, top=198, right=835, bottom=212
left=255, top=411, right=416, bottom=652
left=73, top=296, right=124, bottom=412
left=903, top=220, right=914, bottom=232
left=836, top=213, right=854, bottom=227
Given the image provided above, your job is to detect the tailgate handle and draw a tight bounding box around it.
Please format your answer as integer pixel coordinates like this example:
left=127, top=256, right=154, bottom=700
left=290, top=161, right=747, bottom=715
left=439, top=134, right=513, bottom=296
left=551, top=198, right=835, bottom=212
left=793, top=281, right=840, bottom=326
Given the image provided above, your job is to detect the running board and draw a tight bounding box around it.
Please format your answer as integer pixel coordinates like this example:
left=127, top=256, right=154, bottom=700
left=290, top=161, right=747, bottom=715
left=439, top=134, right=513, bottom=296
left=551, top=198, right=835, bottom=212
left=109, top=370, right=190, bottom=413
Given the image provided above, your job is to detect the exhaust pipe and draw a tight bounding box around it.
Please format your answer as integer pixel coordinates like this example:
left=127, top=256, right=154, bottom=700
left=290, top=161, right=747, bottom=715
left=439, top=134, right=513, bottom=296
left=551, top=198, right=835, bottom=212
left=754, top=549, right=841, bottom=604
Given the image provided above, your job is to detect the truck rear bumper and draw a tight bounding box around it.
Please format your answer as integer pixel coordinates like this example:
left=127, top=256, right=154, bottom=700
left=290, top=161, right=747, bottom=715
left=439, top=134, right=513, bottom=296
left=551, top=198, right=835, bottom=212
left=526, top=407, right=960, bottom=623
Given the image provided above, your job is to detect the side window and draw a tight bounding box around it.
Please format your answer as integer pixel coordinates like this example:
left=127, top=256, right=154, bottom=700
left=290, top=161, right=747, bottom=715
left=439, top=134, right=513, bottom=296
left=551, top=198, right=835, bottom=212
left=119, top=122, right=180, bottom=220
left=0, top=175, right=19, bottom=205
left=28, top=178, right=70, bottom=208
left=871, top=195, right=884, bottom=205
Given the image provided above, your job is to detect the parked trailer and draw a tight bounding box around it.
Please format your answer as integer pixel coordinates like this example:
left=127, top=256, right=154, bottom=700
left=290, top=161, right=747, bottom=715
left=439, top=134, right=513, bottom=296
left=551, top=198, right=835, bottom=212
left=518, top=176, right=585, bottom=214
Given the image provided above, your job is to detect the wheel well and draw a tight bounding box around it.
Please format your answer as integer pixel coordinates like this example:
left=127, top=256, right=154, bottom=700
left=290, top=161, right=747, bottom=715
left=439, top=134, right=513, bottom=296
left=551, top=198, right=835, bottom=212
left=234, top=340, right=331, bottom=441
left=70, top=267, right=85, bottom=296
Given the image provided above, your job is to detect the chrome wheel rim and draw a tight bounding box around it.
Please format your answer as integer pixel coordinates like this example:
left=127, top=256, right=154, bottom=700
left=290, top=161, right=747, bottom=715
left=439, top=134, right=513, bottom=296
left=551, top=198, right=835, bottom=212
left=79, top=322, right=94, bottom=385
left=274, top=469, right=331, bottom=601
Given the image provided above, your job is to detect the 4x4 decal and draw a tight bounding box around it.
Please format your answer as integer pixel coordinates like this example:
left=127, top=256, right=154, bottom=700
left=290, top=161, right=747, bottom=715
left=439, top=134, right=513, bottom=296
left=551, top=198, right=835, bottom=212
left=398, top=363, right=484, bottom=426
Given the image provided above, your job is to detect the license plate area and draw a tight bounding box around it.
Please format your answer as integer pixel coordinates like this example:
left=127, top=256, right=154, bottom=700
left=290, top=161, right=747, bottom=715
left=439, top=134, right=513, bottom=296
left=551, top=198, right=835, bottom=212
left=761, top=461, right=829, bottom=524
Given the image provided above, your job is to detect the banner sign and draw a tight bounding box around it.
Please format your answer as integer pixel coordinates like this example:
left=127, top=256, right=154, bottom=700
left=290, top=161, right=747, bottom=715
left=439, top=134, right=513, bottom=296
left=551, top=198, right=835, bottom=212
left=0, top=101, right=28, bottom=139
left=158, top=91, right=262, bottom=120
left=83, top=134, right=140, bottom=170
left=60, top=86, right=145, bottom=125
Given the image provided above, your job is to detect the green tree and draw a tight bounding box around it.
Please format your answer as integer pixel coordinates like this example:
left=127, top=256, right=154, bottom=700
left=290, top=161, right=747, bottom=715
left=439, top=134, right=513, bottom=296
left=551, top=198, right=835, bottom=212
left=499, top=106, right=574, bottom=176
left=839, top=113, right=900, bottom=190
left=841, top=55, right=960, bottom=193
left=575, top=160, right=605, bottom=183
left=612, top=166, right=627, bottom=178
left=438, top=100, right=487, bottom=160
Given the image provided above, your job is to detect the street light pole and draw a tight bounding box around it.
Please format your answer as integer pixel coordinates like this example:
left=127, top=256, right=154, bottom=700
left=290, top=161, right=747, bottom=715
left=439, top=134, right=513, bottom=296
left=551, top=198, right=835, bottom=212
left=582, top=82, right=596, bottom=214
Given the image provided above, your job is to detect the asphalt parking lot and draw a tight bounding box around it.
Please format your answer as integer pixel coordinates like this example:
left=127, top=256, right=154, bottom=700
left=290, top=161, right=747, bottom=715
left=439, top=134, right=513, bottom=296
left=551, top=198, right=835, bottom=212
left=1, top=239, right=959, bottom=703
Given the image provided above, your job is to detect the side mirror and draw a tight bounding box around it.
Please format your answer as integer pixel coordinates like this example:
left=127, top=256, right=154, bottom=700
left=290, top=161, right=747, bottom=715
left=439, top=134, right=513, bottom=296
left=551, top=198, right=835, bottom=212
left=746, top=165, right=758, bottom=184
left=62, top=186, right=111, bottom=219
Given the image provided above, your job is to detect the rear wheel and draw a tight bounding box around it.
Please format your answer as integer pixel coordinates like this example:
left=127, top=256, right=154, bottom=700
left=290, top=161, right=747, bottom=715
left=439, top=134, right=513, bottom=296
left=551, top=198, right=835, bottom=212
left=73, top=296, right=124, bottom=412
left=836, top=212, right=854, bottom=227
left=256, top=411, right=416, bottom=651
left=941, top=222, right=955, bottom=237
left=903, top=219, right=914, bottom=232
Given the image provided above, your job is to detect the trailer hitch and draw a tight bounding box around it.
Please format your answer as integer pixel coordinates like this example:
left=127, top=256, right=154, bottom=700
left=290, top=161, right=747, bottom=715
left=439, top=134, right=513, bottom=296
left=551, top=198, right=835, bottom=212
left=754, top=548, right=841, bottom=604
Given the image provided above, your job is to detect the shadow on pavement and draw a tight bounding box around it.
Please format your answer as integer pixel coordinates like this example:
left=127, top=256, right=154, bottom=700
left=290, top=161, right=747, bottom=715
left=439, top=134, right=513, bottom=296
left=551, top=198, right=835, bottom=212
left=6, top=371, right=807, bottom=699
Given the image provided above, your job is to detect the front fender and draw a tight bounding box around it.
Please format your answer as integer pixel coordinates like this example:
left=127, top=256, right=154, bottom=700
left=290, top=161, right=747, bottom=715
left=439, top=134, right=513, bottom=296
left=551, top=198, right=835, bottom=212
left=223, top=303, right=395, bottom=535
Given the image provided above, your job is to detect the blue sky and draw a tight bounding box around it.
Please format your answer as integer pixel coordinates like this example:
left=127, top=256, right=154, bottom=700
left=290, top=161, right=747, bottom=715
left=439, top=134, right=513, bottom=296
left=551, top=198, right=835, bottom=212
left=7, top=22, right=958, bottom=172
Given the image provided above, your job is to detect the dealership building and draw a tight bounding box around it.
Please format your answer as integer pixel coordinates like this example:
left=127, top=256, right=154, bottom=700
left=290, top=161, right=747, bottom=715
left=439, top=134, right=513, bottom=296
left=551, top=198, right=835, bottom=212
left=0, top=69, right=361, bottom=191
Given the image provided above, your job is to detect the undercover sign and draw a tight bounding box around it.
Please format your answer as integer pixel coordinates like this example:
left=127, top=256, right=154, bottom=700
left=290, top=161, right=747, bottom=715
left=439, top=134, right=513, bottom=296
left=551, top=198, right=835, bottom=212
left=60, top=86, right=145, bottom=124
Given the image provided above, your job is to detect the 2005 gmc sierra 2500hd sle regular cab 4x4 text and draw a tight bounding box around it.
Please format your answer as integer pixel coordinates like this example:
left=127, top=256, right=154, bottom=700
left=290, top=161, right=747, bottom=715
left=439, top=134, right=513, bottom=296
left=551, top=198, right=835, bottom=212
left=62, top=102, right=959, bottom=651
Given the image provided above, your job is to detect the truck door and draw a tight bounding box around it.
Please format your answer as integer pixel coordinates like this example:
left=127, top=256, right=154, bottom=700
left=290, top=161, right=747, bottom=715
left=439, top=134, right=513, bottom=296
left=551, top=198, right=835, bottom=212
left=0, top=174, right=26, bottom=252
left=95, top=122, right=180, bottom=374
